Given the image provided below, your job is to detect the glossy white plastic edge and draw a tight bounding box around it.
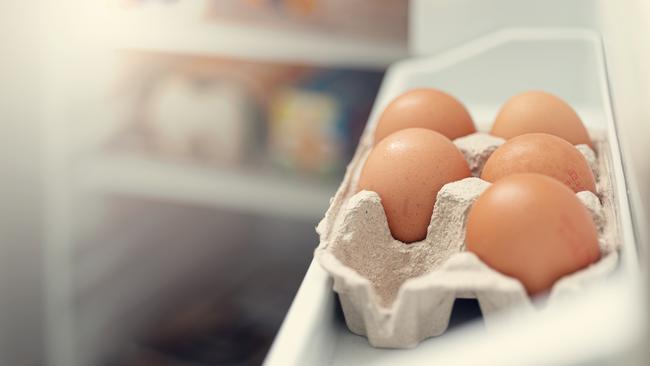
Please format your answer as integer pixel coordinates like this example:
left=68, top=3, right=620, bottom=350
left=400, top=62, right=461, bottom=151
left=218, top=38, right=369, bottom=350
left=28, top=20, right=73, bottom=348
left=263, top=260, right=337, bottom=366
left=264, top=28, right=640, bottom=366
left=594, top=36, right=641, bottom=277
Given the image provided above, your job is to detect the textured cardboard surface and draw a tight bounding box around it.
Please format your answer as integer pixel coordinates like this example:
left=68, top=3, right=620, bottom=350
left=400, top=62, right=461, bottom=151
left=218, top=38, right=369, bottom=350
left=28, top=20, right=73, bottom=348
left=316, top=130, right=620, bottom=348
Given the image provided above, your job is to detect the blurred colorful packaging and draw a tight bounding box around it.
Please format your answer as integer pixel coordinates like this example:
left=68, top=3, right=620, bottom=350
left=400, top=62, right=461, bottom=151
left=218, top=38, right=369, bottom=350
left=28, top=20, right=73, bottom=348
left=115, top=52, right=382, bottom=176
left=268, top=70, right=382, bottom=177
left=206, top=0, right=407, bottom=43
left=146, top=74, right=258, bottom=166
left=269, top=88, right=343, bottom=175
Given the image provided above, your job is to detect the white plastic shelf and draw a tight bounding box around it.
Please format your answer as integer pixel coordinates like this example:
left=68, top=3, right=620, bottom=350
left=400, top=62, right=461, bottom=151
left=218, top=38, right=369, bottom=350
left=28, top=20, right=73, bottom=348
left=87, top=5, right=408, bottom=69
left=76, top=154, right=336, bottom=221
left=265, top=261, right=641, bottom=366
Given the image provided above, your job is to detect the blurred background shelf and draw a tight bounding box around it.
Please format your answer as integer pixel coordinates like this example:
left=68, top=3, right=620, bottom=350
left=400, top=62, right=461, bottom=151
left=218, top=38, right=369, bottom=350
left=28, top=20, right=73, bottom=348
left=43, top=1, right=400, bottom=364
left=76, top=153, right=337, bottom=221
left=91, top=5, right=408, bottom=69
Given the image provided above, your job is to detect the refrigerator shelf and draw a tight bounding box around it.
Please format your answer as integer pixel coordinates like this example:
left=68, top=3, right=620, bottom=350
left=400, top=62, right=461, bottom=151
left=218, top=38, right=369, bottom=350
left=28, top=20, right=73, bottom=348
left=85, top=4, right=408, bottom=69
left=76, top=153, right=337, bottom=221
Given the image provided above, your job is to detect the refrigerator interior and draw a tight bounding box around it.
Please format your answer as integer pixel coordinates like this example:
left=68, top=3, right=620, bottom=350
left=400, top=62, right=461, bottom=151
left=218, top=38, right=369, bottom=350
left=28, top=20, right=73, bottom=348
left=21, top=0, right=647, bottom=365
left=42, top=1, right=403, bottom=365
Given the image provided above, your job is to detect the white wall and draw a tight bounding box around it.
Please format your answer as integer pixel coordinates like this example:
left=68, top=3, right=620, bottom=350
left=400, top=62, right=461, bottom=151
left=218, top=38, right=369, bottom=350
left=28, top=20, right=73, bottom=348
left=598, top=0, right=650, bottom=261
left=410, top=0, right=598, bottom=56
left=0, top=1, right=45, bottom=365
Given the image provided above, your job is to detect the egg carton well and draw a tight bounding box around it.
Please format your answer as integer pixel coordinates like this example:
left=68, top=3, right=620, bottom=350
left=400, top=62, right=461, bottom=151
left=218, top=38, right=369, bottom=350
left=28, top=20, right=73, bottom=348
left=316, top=131, right=620, bottom=348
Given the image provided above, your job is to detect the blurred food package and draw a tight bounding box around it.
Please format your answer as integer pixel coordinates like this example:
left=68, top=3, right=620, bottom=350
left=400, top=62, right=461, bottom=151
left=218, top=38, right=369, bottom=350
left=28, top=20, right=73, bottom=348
left=104, top=53, right=381, bottom=179
left=206, top=0, right=408, bottom=42
left=269, top=88, right=343, bottom=175
left=146, top=75, right=256, bottom=165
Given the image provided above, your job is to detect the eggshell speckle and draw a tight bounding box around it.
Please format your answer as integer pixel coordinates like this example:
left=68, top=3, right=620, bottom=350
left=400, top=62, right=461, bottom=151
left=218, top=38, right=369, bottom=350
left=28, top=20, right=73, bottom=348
left=374, top=88, right=476, bottom=143
left=481, top=133, right=597, bottom=193
left=466, top=173, right=601, bottom=295
left=491, top=91, right=593, bottom=147
left=358, top=128, right=471, bottom=243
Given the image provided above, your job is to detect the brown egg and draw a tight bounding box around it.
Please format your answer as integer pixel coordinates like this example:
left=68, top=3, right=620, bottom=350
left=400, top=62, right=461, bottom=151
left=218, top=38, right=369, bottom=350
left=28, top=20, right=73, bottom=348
left=358, top=128, right=471, bottom=243
left=466, top=173, right=600, bottom=295
left=374, top=88, right=476, bottom=143
left=481, top=133, right=596, bottom=193
left=491, top=91, right=593, bottom=147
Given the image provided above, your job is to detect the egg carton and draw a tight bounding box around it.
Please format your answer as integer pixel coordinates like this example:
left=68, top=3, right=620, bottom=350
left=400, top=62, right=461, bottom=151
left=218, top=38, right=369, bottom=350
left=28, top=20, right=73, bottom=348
left=315, top=130, right=620, bottom=348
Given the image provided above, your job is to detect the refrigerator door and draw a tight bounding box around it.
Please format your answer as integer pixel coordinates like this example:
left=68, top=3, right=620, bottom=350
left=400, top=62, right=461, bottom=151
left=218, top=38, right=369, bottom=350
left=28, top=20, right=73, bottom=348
left=266, top=1, right=649, bottom=364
